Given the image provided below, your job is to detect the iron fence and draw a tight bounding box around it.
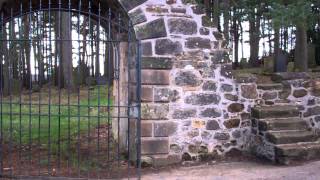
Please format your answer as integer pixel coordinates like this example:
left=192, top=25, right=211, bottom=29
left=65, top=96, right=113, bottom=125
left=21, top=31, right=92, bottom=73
left=0, top=0, right=141, bottom=179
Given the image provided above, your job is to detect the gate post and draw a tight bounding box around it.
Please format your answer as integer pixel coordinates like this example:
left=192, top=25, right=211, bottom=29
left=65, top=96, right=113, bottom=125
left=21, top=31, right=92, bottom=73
left=113, top=42, right=129, bottom=152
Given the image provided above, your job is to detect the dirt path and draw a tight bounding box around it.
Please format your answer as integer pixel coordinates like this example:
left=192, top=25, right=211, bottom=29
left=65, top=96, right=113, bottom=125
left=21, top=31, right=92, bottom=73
left=142, top=160, right=320, bottom=180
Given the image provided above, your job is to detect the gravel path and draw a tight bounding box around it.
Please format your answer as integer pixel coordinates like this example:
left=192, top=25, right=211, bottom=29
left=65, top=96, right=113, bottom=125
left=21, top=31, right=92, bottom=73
left=142, top=160, right=320, bottom=180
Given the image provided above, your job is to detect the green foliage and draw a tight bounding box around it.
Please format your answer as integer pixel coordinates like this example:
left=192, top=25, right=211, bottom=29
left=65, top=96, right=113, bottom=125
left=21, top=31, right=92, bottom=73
left=268, top=0, right=315, bottom=28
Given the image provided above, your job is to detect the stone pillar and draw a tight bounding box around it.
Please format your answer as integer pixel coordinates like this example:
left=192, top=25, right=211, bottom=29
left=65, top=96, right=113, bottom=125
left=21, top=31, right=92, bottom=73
left=118, top=0, right=247, bottom=166
left=113, top=42, right=129, bottom=151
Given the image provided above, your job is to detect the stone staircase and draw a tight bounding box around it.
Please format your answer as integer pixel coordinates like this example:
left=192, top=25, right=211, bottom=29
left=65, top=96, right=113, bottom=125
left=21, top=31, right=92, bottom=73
left=252, top=105, right=320, bottom=165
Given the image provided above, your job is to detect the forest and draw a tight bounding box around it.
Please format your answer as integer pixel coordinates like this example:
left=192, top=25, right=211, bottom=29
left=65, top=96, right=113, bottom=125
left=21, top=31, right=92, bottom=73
left=0, top=8, right=115, bottom=95
left=198, top=0, right=320, bottom=72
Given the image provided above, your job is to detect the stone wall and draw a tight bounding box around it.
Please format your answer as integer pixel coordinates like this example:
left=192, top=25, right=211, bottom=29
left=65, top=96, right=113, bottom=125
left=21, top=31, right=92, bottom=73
left=119, top=0, right=320, bottom=166
left=120, top=0, right=236, bottom=165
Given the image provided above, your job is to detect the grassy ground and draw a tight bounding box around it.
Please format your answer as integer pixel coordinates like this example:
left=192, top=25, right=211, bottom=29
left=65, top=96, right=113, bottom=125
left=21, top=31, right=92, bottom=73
left=1, top=85, right=112, bottom=155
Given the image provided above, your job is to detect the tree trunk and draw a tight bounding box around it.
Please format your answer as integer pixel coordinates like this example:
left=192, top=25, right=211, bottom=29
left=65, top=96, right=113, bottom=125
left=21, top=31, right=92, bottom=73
left=60, top=12, right=75, bottom=90
left=223, top=0, right=230, bottom=43
left=213, top=0, right=220, bottom=31
left=248, top=15, right=261, bottom=67
left=9, top=19, right=19, bottom=80
left=1, top=26, right=9, bottom=95
left=23, top=16, right=32, bottom=89
left=283, top=27, right=288, bottom=52
left=294, top=24, right=308, bottom=72
left=95, top=27, right=100, bottom=77
left=274, top=27, right=280, bottom=72
left=232, top=11, right=240, bottom=68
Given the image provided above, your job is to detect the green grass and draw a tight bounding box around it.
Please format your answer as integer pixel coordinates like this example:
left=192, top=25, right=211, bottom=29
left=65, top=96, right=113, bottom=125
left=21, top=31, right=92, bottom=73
left=1, top=85, right=112, bottom=155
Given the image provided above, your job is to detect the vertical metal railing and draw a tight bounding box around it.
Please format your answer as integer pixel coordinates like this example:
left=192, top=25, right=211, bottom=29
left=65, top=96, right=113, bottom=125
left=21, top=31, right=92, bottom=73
left=0, top=0, right=141, bottom=179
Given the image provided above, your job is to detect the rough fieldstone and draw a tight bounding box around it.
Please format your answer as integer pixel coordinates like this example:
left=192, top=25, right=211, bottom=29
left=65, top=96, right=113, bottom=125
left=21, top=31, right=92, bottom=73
left=293, top=89, right=308, bottom=98
left=278, top=82, right=291, bottom=99
left=279, top=90, right=291, bottom=99
left=154, top=88, right=179, bottom=102
left=201, top=131, right=212, bottom=140
left=155, top=39, right=183, bottom=55
left=241, top=84, right=258, bottom=99
left=182, top=152, right=192, bottom=161
left=213, top=31, right=223, bottom=40
left=262, top=92, right=278, bottom=100
left=200, top=27, right=209, bottom=35
left=224, top=94, right=239, bottom=101
left=232, top=130, right=241, bottom=138
left=186, top=37, right=211, bottom=49
left=265, top=101, right=275, bottom=105
left=167, top=0, right=177, bottom=4
left=170, top=144, right=182, bottom=153
left=308, top=99, right=316, bottom=106
left=221, top=84, right=233, bottom=92
left=135, top=18, right=167, bottom=40
left=241, top=113, right=251, bottom=120
left=141, top=156, right=153, bottom=167
left=141, top=57, right=173, bottom=69
left=188, top=129, right=199, bottom=138
left=257, top=84, right=283, bottom=90
left=223, top=119, right=240, bottom=129
left=202, top=81, right=217, bottom=91
left=185, top=93, right=221, bottom=105
left=188, top=145, right=198, bottom=154
left=119, top=0, right=147, bottom=11
left=141, top=42, right=152, bottom=56
left=172, top=109, right=197, bottom=119
left=304, top=106, right=320, bottom=117
left=211, top=50, right=229, bottom=64
left=202, top=66, right=216, bottom=78
left=146, top=6, right=169, bottom=13
left=206, top=120, right=220, bottom=130
left=171, top=7, right=186, bottom=13
left=312, top=80, right=320, bottom=96
left=129, top=8, right=147, bottom=25
left=235, top=73, right=257, bottom=83
left=220, top=64, right=233, bottom=78
left=191, top=5, right=205, bottom=14
left=168, top=18, right=197, bottom=35
left=192, top=120, right=205, bottom=129
left=141, top=104, right=169, bottom=120
left=214, top=132, right=230, bottom=141
left=154, top=122, right=177, bottom=137
left=200, top=108, right=222, bottom=118
left=228, top=103, right=245, bottom=113
left=142, top=139, right=169, bottom=154
left=175, top=71, right=202, bottom=87
left=199, top=146, right=209, bottom=154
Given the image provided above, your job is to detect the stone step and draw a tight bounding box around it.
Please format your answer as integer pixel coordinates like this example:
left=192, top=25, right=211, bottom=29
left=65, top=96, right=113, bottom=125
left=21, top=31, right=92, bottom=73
left=252, top=105, right=300, bottom=119
left=265, top=130, right=316, bottom=144
left=257, top=83, right=283, bottom=91
left=275, top=141, right=320, bottom=164
left=257, top=118, right=309, bottom=131
left=271, top=72, right=311, bottom=83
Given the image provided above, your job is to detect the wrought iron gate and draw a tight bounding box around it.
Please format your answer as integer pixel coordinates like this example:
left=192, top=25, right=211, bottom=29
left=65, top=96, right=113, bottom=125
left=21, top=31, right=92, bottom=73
left=0, top=0, right=141, bottom=179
